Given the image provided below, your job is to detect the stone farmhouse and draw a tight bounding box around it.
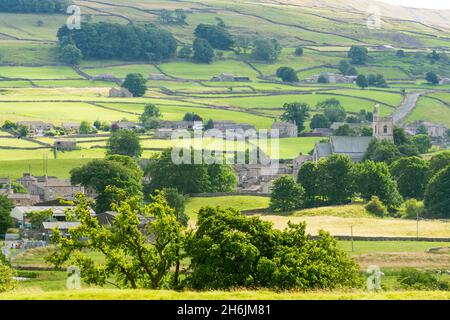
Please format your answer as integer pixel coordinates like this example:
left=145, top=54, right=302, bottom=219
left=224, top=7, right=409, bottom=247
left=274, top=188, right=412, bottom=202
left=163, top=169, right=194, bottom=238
left=271, top=120, right=297, bottom=138
left=16, top=121, right=54, bottom=136
left=439, top=78, right=450, bottom=85
left=404, top=121, right=448, bottom=138
left=305, top=73, right=357, bottom=84
left=16, top=173, right=84, bottom=203
left=211, top=73, right=251, bottom=82
left=111, top=121, right=141, bottom=131
left=55, top=140, right=77, bottom=151
left=109, top=87, right=133, bottom=98
left=312, top=105, right=393, bottom=162
left=61, top=122, right=81, bottom=134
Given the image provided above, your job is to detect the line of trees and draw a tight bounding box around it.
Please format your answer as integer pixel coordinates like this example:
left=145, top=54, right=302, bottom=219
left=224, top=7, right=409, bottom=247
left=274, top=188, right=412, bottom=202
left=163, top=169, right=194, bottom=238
left=44, top=189, right=362, bottom=290
left=57, top=22, right=177, bottom=61
left=0, top=0, right=71, bottom=13
left=271, top=151, right=450, bottom=218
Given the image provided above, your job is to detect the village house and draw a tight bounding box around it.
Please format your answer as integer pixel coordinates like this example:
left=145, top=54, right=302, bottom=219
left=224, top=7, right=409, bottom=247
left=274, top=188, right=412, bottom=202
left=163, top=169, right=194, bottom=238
left=235, top=163, right=293, bottom=193
left=61, top=122, right=81, bottom=134
left=109, top=87, right=133, bottom=98
left=40, top=221, right=82, bottom=241
left=311, top=128, right=334, bottom=137
left=439, top=78, right=450, bottom=85
left=212, top=120, right=255, bottom=133
left=16, top=121, right=54, bottom=135
left=111, top=121, right=141, bottom=131
left=404, top=121, right=448, bottom=138
left=271, top=119, right=297, bottom=138
left=16, top=173, right=85, bottom=203
left=211, top=73, right=251, bottom=82
left=312, top=105, right=392, bottom=162
left=11, top=206, right=95, bottom=228
left=55, top=140, right=77, bottom=151
left=154, top=128, right=174, bottom=139
left=330, top=122, right=366, bottom=131
left=305, top=73, right=357, bottom=84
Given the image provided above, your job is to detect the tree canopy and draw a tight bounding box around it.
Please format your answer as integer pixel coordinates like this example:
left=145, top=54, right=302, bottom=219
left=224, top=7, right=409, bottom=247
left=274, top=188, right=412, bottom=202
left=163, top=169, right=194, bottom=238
left=57, top=23, right=177, bottom=61
left=107, top=130, right=142, bottom=158
left=0, top=0, right=71, bottom=13
left=122, top=73, right=147, bottom=97
left=194, top=24, right=234, bottom=50
left=280, top=102, right=310, bottom=135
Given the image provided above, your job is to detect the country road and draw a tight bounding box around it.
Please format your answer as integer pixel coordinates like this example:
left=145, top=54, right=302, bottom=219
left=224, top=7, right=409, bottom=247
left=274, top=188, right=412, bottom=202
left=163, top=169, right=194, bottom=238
left=393, top=92, right=424, bottom=123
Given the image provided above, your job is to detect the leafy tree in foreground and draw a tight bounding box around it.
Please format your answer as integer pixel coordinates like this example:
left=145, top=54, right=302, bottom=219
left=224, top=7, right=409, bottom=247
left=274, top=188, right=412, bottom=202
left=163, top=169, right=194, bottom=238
left=0, top=195, right=14, bottom=236
left=390, top=157, right=430, bottom=199
left=122, top=73, right=147, bottom=97
left=318, top=154, right=355, bottom=205
left=0, top=262, right=16, bottom=293
left=70, top=156, right=143, bottom=213
left=424, top=165, right=450, bottom=217
left=46, top=190, right=184, bottom=289
left=26, top=210, right=53, bottom=229
left=270, top=176, right=304, bottom=212
left=186, top=206, right=361, bottom=290
left=107, top=130, right=142, bottom=158
left=297, top=161, right=320, bottom=206
left=355, top=161, right=403, bottom=209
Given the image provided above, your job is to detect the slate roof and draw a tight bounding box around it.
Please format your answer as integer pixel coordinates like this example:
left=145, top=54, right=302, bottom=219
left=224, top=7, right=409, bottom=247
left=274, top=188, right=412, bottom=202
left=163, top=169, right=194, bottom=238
left=330, top=136, right=373, bottom=154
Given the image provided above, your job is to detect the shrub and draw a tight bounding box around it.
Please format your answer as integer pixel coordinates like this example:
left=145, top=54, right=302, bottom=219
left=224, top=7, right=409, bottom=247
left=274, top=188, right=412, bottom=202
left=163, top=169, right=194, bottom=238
left=365, top=196, right=387, bottom=217
left=399, top=199, right=424, bottom=219
left=398, top=268, right=449, bottom=291
left=0, top=263, right=16, bottom=293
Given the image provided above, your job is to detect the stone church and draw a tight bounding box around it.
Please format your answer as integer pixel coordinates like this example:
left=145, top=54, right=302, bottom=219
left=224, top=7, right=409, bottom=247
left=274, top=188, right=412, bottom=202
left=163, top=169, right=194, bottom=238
left=312, top=104, right=393, bottom=163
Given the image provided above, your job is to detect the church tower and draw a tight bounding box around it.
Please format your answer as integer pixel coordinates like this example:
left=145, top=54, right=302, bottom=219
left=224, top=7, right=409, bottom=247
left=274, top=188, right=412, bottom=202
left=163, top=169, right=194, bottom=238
left=372, top=104, right=394, bottom=141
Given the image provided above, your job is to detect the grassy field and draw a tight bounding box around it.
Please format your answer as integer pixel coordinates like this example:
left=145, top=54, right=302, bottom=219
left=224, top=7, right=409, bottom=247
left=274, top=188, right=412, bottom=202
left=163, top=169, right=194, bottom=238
left=185, top=195, right=270, bottom=220
left=1, top=289, right=448, bottom=300
left=0, top=159, right=91, bottom=179
left=406, top=96, right=450, bottom=127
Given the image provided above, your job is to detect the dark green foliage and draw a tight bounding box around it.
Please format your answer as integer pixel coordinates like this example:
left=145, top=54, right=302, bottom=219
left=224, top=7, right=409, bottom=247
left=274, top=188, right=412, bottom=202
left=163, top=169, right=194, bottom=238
left=122, top=73, right=147, bottom=97
left=294, top=47, right=304, bottom=56
left=396, top=50, right=406, bottom=57
left=390, top=157, right=430, bottom=199
left=356, top=74, right=368, bottom=89
left=194, top=24, right=234, bottom=50
left=183, top=112, right=203, bottom=122
left=365, top=196, right=388, bottom=217
left=140, top=104, right=161, bottom=129
left=429, top=151, right=450, bottom=177
left=160, top=188, right=188, bottom=227
left=187, top=207, right=361, bottom=290
left=276, top=67, right=299, bottom=82
left=364, top=139, right=401, bottom=164
left=0, top=195, right=14, bottom=236
left=57, top=23, right=177, bottom=61
left=0, top=0, right=71, bottom=13
left=0, top=262, right=16, bottom=293
left=338, top=60, right=358, bottom=75
left=310, top=114, right=331, bottom=129
left=252, top=38, right=282, bottom=62
left=178, top=46, right=192, bottom=59
left=270, top=176, right=304, bottom=212
left=425, top=71, right=440, bottom=84
left=159, top=9, right=188, bottom=25
left=355, top=161, right=403, bottom=209
left=107, top=130, right=142, bottom=158
left=318, top=75, right=328, bottom=84
left=70, top=156, right=143, bottom=213
left=144, top=149, right=237, bottom=195
left=318, top=154, right=355, bottom=205
left=348, top=46, right=369, bottom=64
left=412, top=134, right=432, bottom=154
left=58, top=44, right=83, bottom=65
left=360, top=127, right=373, bottom=136
left=193, top=38, right=215, bottom=63
left=424, top=165, right=450, bottom=217
left=280, top=102, right=310, bottom=135
left=297, top=162, right=319, bottom=206
left=334, top=124, right=356, bottom=136
left=398, top=269, right=449, bottom=291
left=367, top=74, right=388, bottom=88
